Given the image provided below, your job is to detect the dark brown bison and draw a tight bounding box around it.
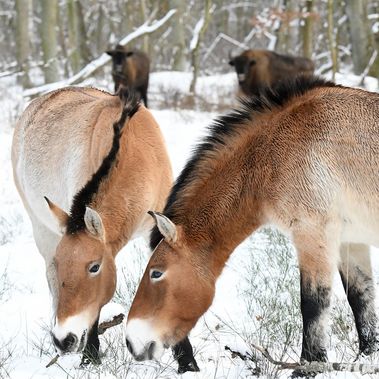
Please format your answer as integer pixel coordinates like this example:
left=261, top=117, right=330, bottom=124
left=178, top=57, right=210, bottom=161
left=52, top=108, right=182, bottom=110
left=106, top=45, right=150, bottom=106
left=229, top=50, right=315, bottom=96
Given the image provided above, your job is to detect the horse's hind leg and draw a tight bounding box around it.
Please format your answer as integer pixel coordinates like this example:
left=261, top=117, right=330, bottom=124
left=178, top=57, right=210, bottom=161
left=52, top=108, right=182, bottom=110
left=294, top=228, right=339, bottom=363
left=339, top=243, right=377, bottom=355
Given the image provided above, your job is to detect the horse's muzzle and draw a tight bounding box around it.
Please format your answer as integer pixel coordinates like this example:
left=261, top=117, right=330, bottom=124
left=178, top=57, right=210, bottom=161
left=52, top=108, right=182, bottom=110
left=126, top=337, right=156, bottom=361
left=52, top=332, right=78, bottom=353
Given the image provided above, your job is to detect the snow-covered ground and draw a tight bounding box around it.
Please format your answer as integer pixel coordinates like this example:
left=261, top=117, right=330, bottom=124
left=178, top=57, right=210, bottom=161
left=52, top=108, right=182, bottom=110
left=1, top=72, right=379, bottom=379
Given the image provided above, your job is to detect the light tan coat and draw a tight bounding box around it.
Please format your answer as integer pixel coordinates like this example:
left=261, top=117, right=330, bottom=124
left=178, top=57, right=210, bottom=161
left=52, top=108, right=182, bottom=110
left=12, top=87, right=172, bottom=355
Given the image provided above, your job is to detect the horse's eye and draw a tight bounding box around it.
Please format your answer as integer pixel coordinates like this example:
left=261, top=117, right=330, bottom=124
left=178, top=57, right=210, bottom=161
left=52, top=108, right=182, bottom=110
left=150, top=270, right=163, bottom=280
left=89, top=263, right=100, bottom=274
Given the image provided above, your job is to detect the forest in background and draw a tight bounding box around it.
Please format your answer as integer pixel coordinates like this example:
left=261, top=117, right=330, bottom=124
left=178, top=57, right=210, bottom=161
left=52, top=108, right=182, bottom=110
left=1, top=0, right=379, bottom=91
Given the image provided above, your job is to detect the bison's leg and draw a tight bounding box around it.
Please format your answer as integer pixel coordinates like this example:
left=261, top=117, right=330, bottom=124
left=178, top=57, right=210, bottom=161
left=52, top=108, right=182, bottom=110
left=81, top=318, right=101, bottom=365
left=294, top=228, right=338, bottom=364
left=339, top=243, right=377, bottom=355
left=172, top=337, right=199, bottom=373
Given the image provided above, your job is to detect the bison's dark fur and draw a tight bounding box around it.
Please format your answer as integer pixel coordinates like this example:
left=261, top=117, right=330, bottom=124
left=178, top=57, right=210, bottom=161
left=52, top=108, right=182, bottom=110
left=229, top=50, right=315, bottom=97
left=106, top=45, right=150, bottom=106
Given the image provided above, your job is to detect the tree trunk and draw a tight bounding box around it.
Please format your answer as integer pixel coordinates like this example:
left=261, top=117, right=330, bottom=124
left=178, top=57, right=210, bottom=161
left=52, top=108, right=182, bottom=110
left=369, top=3, right=379, bottom=83
left=140, top=0, right=150, bottom=53
left=67, top=0, right=91, bottom=74
left=276, top=0, right=297, bottom=54
left=67, top=0, right=80, bottom=74
left=327, top=0, right=338, bottom=80
left=15, top=0, right=32, bottom=87
left=41, top=0, right=60, bottom=83
left=76, top=0, right=91, bottom=64
left=189, top=0, right=213, bottom=94
left=170, top=0, right=186, bottom=71
left=96, top=4, right=107, bottom=55
left=302, top=0, right=313, bottom=59
left=345, top=0, right=370, bottom=75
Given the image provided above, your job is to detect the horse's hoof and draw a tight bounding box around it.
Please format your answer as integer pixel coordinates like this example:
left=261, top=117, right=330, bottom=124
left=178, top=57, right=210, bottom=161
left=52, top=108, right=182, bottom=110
left=177, top=359, right=200, bottom=373
left=80, top=355, right=101, bottom=367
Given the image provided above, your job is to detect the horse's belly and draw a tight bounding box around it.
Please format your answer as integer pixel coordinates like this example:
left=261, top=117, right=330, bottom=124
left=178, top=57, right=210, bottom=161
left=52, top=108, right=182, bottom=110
left=340, top=202, right=379, bottom=247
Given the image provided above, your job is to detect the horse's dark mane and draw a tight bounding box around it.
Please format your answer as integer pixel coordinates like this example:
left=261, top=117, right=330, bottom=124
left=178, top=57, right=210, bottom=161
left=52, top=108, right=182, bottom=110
left=66, top=89, right=140, bottom=235
left=150, top=75, right=337, bottom=248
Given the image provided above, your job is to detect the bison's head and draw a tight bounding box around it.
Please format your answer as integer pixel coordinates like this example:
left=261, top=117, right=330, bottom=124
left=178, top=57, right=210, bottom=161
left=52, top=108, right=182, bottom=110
left=106, top=47, right=134, bottom=75
left=229, top=54, right=256, bottom=84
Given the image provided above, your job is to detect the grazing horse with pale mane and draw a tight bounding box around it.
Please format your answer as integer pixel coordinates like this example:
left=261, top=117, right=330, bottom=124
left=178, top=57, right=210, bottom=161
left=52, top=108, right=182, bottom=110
left=124, top=76, right=379, bottom=371
left=11, top=87, right=198, bottom=371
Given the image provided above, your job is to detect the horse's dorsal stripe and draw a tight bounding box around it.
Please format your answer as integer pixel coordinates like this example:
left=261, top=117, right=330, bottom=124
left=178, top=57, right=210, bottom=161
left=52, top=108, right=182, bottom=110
left=66, top=92, right=140, bottom=234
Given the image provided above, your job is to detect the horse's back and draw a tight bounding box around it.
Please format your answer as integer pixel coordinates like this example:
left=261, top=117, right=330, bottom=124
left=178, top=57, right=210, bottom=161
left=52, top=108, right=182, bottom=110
left=12, top=87, right=122, bottom=233
left=262, top=85, right=379, bottom=245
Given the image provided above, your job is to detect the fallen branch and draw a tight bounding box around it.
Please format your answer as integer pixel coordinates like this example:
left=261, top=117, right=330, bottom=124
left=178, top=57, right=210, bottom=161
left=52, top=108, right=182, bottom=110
left=98, top=313, right=125, bottom=335
left=45, top=313, right=125, bottom=368
left=45, top=354, right=59, bottom=368
left=24, top=9, right=177, bottom=98
left=225, top=345, right=379, bottom=375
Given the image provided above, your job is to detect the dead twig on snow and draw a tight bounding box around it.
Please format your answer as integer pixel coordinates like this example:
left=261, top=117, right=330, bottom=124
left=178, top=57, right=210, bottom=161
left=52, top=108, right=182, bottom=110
left=225, top=345, right=379, bottom=375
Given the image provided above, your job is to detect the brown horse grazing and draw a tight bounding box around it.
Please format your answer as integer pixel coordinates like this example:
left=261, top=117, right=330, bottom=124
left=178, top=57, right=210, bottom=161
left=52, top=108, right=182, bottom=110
left=106, top=45, right=150, bottom=107
left=229, top=50, right=314, bottom=97
left=125, top=76, right=379, bottom=370
left=12, top=87, right=198, bottom=372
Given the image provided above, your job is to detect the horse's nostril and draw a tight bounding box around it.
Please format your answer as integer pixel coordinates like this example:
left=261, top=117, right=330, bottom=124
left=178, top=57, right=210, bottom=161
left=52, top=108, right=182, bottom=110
left=125, top=337, right=134, bottom=356
left=52, top=332, right=78, bottom=353
left=147, top=341, right=156, bottom=360
left=62, top=333, right=78, bottom=351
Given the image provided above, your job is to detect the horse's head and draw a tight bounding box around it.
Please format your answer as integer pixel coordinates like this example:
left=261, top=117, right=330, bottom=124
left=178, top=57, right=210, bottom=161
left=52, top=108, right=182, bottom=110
left=125, top=212, right=215, bottom=361
left=46, top=198, right=116, bottom=355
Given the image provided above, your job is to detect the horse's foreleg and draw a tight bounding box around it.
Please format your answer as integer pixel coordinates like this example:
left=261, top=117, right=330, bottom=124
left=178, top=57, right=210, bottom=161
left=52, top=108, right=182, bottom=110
left=339, top=243, right=377, bottom=355
left=81, top=318, right=101, bottom=365
left=172, top=337, right=200, bottom=373
left=294, top=230, right=338, bottom=363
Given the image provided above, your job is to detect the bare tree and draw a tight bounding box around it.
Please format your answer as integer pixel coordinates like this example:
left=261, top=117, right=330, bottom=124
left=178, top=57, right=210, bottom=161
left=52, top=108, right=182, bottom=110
left=327, top=0, right=338, bottom=80
left=15, top=0, right=32, bottom=87
left=345, top=0, right=370, bottom=74
left=189, top=0, right=213, bottom=94
left=369, top=3, right=379, bottom=83
left=40, top=0, right=60, bottom=83
left=67, top=0, right=91, bottom=74
left=170, top=0, right=187, bottom=70
left=302, top=0, right=313, bottom=59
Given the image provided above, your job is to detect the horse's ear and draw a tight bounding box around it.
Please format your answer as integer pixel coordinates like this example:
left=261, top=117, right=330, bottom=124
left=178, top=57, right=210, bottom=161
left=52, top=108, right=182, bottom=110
left=84, top=207, right=105, bottom=241
left=44, top=196, right=68, bottom=234
left=148, top=211, right=177, bottom=243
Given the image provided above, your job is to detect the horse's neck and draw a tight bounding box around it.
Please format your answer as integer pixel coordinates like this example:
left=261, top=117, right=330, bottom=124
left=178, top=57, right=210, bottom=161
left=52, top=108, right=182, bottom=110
left=178, top=138, right=264, bottom=276
left=92, top=179, right=143, bottom=254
